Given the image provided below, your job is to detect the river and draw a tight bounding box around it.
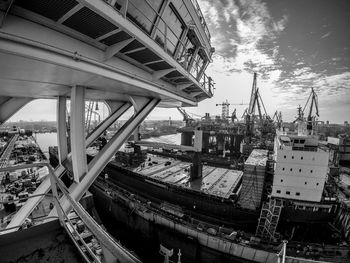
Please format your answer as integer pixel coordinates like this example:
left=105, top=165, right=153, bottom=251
left=35, top=132, right=182, bottom=158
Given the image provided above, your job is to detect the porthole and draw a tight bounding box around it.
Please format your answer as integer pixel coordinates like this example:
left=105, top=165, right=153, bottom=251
left=316, top=183, right=319, bottom=186
left=282, top=167, right=285, bottom=171
left=290, top=168, right=293, bottom=172
left=304, top=182, right=307, bottom=185
left=284, top=155, right=286, bottom=159
left=299, top=169, right=301, bottom=172
left=292, top=156, right=294, bottom=159
left=281, top=179, right=283, bottom=182
left=310, top=170, right=313, bottom=173
left=301, top=156, right=303, bottom=160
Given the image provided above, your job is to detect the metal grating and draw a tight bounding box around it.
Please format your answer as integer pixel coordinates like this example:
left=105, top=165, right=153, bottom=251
left=15, top=0, right=78, bottom=22
left=164, top=71, right=182, bottom=79
left=126, top=49, right=162, bottom=64
left=100, top=31, right=131, bottom=46
left=120, top=39, right=144, bottom=53
left=63, top=7, right=117, bottom=39
left=147, top=61, right=172, bottom=71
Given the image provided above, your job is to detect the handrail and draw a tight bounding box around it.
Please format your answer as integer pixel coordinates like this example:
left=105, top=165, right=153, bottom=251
left=104, top=0, right=214, bottom=96
left=51, top=170, right=142, bottom=263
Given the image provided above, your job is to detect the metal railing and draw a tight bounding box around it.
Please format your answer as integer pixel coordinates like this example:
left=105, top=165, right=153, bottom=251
left=104, top=0, right=214, bottom=96
left=190, top=0, right=211, bottom=41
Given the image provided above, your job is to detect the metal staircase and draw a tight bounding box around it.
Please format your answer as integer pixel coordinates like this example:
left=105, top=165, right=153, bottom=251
left=256, top=198, right=283, bottom=241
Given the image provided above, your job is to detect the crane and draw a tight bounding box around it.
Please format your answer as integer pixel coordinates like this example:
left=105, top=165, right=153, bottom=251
left=177, top=107, right=195, bottom=126
left=215, top=100, right=248, bottom=120
left=302, top=87, right=319, bottom=132
left=272, top=110, right=283, bottom=129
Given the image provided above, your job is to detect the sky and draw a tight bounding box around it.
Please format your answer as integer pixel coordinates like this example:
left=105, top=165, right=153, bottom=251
left=9, top=0, right=350, bottom=124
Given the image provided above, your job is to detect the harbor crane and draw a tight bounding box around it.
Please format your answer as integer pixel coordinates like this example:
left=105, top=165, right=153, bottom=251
left=302, top=87, right=319, bottom=133
left=216, top=100, right=248, bottom=121
left=273, top=111, right=283, bottom=129
left=177, top=107, right=195, bottom=126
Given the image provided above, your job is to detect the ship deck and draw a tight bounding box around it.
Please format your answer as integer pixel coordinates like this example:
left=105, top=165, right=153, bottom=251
left=132, top=154, right=242, bottom=199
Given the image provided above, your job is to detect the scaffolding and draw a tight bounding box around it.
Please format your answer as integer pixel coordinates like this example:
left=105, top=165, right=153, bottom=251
left=256, top=198, right=283, bottom=241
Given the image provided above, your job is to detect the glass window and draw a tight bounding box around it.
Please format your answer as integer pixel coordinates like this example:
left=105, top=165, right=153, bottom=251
left=276, top=190, right=281, bottom=194
left=155, top=3, right=184, bottom=54
left=126, top=0, right=162, bottom=34
left=286, top=191, right=290, bottom=195
left=296, top=192, right=300, bottom=196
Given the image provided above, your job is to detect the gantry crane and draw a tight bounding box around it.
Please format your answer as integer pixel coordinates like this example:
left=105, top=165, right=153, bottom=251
left=177, top=107, right=195, bottom=126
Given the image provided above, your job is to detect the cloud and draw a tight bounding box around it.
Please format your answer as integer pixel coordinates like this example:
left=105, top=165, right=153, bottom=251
left=320, top=31, right=332, bottom=39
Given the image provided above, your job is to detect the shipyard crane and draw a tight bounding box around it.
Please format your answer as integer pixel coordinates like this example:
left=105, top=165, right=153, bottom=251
left=85, top=101, right=101, bottom=133
left=215, top=100, right=248, bottom=121
left=302, top=87, right=319, bottom=133
left=245, top=73, right=273, bottom=142
left=177, top=107, right=195, bottom=126
left=273, top=111, right=283, bottom=129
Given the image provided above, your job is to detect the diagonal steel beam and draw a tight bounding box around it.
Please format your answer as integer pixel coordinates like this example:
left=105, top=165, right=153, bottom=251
left=57, top=98, right=160, bottom=214
left=0, top=97, right=32, bottom=124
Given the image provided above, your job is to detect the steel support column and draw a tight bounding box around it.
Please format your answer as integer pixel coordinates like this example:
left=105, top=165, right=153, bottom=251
left=57, top=96, right=68, bottom=164
left=70, top=85, right=87, bottom=182
left=59, top=98, right=159, bottom=214
left=0, top=97, right=32, bottom=124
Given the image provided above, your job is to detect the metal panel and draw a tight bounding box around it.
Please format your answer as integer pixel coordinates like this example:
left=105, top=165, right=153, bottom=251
left=63, top=7, right=117, bottom=39
left=146, top=61, right=172, bottom=71
left=100, top=31, right=131, bottom=46
left=120, top=39, right=144, bottom=53
left=126, top=48, right=162, bottom=64
left=15, top=0, right=78, bottom=22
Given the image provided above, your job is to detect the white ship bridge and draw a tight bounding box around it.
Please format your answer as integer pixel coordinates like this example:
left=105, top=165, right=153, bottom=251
left=0, top=0, right=214, bottom=262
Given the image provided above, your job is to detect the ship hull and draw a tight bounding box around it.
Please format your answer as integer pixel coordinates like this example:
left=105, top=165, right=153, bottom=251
left=90, top=183, right=263, bottom=263
left=103, top=161, right=259, bottom=232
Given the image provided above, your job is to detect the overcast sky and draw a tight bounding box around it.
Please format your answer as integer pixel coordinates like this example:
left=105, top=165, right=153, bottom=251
left=9, top=0, right=350, bottom=124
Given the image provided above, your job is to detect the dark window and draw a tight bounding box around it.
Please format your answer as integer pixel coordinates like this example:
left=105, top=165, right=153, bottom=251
left=282, top=167, right=285, bottom=171
left=286, top=191, right=290, bottom=195
left=290, top=168, right=293, bottom=171
left=305, top=182, right=307, bottom=185
left=284, top=155, right=286, bottom=159
left=301, top=156, right=303, bottom=160
left=299, top=169, right=302, bottom=172
left=292, top=156, right=294, bottom=159
left=316, top=183, right=319, bottom=186
left=280, top=179, right=283, bottom=182
left=310, top=170, right=313, bottom=173
left=276, top=190, right=281, bottom=194
left=296, top=192, right=300, bottom=196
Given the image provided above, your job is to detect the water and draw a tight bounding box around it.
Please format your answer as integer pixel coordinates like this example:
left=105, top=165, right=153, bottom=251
left=35, top=132, right=182, bottom=158
left=35, top=132, right=58, bottom=158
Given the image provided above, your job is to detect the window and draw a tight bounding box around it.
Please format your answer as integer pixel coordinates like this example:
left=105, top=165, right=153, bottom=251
left=305, top=182, right=307, bottom=185
left=300, top=140, right=305, bottom=144
left=296, top=192, right=300, bottom=196
left=310, top=170, right=313, bottom=173
left=286, top=191, right=290, bottom=195
left=290, top=168, right=293, bottom=171
left=276, top=190, right=281, bottom=194
left=301, top=156, right=303, bottom=160
left=292, top=156, right=294, bottom=159
left=280, top=179, right=283, bottom=182
left=312, top=157, right=315, bottom=161
left=299, top=169, right=302, bottom=172
left=284, top=155, right=286, bottom=159
left=282, top=167, right=285, bottom=171
left=316, top=183, right=319, bottom=186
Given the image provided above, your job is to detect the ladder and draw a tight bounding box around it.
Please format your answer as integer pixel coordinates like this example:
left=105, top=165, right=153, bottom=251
left=256, top=198, right=283, bottom=241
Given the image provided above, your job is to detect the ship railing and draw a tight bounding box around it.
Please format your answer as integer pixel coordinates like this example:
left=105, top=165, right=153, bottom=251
left=50, top=170, right=142, bottom=263
left=189, top=0, right=211, bottom=42
left=103, top=0, right=214, bottom=96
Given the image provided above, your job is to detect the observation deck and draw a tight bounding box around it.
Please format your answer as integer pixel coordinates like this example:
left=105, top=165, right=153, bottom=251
left=0, top=0, right=214, bottom=108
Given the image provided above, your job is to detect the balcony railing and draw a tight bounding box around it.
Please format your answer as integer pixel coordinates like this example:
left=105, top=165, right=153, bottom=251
left=190, top=0, right=211, bottom=42
left=103, top=0, right=214, bottom=96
